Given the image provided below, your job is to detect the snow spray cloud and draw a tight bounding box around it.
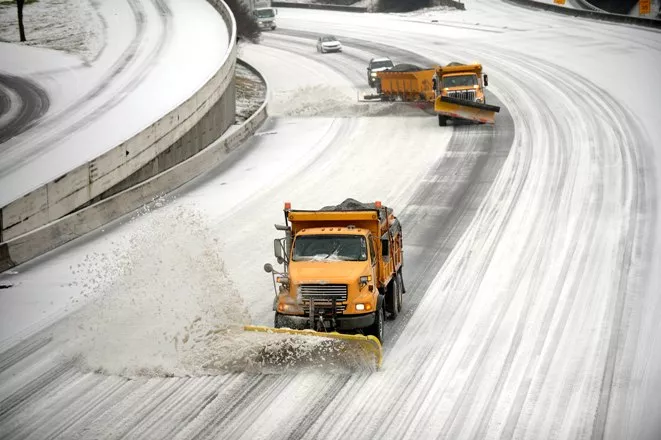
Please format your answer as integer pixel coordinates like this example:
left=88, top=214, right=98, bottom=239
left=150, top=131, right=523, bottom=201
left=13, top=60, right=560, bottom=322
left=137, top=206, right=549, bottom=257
left=272, top=85, right=428, bottom=118
left=55, top=201, right=253, bottom=377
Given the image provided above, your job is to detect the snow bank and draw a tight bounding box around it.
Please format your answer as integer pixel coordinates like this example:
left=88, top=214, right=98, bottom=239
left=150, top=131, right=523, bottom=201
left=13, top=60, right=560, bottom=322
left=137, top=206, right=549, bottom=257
left=52, top=203, right=251, bottom=377
left=0, top=0, right=104, bottom=62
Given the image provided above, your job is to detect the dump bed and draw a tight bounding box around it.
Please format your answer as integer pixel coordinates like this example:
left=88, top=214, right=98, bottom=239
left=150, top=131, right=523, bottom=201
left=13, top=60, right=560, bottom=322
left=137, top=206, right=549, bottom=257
left=376, top=69, right=436, bottom=102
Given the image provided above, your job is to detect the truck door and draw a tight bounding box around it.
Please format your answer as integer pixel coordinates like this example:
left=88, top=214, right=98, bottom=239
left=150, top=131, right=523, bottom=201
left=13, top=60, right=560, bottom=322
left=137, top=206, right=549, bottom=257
left=368, top=235, right=378, bottom=285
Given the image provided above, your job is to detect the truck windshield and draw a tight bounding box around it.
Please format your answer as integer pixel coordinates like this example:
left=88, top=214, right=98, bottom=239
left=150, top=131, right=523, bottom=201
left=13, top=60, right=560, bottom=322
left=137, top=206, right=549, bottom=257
left=442, top=74, right=477, bottom=88
left=371, top=60, right=393, bottom=69
left=254, top=9, right=275, bottom=18
left=292, top=235, right=367, bottom=262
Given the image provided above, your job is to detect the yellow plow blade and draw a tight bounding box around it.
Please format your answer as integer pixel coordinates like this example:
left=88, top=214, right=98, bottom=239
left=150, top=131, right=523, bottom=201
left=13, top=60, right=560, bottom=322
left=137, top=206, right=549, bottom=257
left=435, top=97, right=500, bottom=124
left=244, top=325, right=383, bottom=370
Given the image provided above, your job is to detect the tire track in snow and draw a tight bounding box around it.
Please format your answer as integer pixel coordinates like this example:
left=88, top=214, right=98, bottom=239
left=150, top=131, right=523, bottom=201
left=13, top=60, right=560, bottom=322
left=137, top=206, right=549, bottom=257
left=0, top=74, right=50, bottom=144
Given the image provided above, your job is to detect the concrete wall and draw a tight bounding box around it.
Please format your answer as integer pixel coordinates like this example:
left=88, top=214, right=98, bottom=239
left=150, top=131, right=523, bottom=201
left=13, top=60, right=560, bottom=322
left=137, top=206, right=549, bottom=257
left=0, top=0, right=239, bottom=242
left=0, top=58, right=269, bottom=272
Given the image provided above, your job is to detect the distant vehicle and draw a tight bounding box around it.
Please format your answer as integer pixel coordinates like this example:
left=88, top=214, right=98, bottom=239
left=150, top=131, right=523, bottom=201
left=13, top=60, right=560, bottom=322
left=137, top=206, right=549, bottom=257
left=252, top=3, right=277, bottom=31
left=367, top=57, right=394, bottom=87
left=316, top=35, right=342, bottom=54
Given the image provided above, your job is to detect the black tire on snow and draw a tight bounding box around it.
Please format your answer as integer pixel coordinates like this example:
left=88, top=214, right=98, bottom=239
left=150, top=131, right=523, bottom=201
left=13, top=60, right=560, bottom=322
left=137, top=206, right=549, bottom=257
left=366, top=304, right=385, bottom=342
left=438, top=115, right=448, bottom=126
left=386, top=278, right=400, bottom=320
left=396, top=273, right=403, bottom=313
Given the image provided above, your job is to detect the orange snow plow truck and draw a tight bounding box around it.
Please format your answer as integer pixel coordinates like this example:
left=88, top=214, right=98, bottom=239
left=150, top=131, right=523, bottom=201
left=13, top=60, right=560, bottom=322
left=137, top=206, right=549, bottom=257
left=245, top=199, right=405, bottom=369
left=362, top=62, right=500, bottom=125
left=433, top=63, right=501, bottom=125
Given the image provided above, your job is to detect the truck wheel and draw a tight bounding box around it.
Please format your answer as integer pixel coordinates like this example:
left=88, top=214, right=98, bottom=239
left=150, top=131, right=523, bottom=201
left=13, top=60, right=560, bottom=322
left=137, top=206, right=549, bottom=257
left=438, top=115, right=448, bottom=126
left=274, top=313, right=282, bottom=328
left=366, top=306, right=384, bottom=342
left=396, top=273, right=403, bottom=313
left=386, top=278, right=400, bottom=320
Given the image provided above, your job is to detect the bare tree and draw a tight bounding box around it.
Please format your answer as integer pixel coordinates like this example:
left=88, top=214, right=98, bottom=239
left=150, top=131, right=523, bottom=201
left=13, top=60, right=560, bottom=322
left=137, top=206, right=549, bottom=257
left=17, top=0, right=26, bottom=42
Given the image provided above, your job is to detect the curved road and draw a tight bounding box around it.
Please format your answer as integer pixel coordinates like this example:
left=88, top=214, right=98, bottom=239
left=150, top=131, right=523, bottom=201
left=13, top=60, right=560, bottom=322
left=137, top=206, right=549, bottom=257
left=1, top=1, right=660, bottom=439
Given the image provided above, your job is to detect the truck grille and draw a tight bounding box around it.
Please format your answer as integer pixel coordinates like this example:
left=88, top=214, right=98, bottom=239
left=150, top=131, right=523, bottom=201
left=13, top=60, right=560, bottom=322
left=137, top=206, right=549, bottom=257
left=448, top=90, right=476, bottom=102
left=302, top=304, right=347, bottom=315
left=299, top=284, right=348, bottom=314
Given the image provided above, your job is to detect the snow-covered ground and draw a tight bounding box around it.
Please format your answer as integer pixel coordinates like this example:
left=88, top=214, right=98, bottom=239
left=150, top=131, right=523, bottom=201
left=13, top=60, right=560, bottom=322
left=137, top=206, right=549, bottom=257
left=0, top=0, right=230, bottom=207
left=0, top=0, right=104, bottom=62
left=234, top=61, right=266, bottom=123
left=1, top=0, right=661, bottom=439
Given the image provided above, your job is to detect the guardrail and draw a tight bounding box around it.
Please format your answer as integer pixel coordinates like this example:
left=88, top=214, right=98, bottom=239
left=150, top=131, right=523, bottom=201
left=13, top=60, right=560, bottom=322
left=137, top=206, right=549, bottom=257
left=0, top=58, right=268, bottom=272
left=272, top=1, right=368, bottom=12
left=0, top=0, right=239, bottom=243
left=511, top=0, right=661, bottom=28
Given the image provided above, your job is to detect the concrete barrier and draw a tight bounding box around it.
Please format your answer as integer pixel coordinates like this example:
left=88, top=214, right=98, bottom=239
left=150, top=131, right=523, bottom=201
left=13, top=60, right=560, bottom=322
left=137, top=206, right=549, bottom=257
left=511, top=0, right=661, bottom=28
left=0, top=58, right=268, bottom=272
left=0, top=0, right=239, bottom=242
left=272, top=1, right=368, bottom=12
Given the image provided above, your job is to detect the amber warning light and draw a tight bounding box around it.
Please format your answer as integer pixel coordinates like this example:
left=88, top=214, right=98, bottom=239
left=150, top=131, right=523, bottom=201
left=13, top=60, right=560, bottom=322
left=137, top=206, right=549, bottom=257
left=284, top=202, right=291, bottom=210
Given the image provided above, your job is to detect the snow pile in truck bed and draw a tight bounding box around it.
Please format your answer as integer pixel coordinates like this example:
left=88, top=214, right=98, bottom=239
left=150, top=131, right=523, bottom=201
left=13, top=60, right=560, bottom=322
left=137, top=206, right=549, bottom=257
left=53, top=202, right=377, bottom=377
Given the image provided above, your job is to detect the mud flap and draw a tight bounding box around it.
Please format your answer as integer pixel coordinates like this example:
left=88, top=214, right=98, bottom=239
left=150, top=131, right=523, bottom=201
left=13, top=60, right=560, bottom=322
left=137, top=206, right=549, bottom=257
left=244, top=325, right=383, bottom=369
left=435, top=96, right=501, bottom=124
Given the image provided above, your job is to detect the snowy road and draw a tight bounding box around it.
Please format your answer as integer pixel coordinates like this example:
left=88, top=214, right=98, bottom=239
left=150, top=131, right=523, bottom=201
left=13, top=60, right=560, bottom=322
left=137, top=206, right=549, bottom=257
left=2, top=1, right=661, bottom=439
left=0, top=0, right=230, bottom=207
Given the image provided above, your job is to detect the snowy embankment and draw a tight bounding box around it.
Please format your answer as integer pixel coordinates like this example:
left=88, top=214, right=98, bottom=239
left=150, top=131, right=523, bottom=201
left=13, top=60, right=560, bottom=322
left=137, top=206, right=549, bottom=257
left=0, top=0, right=104, bottom=62
left=235, top=61, right=266, bottom=123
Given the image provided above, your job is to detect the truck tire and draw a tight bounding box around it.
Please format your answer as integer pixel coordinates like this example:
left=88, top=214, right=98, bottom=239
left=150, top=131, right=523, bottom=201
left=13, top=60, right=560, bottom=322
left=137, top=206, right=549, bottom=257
left=386, top=278, right=400, bottom=319
left=438, top=115, right=448, bottom=126
left=366, top=306, right=384, bottom=342
left=396, top=272, right=403, bottom=313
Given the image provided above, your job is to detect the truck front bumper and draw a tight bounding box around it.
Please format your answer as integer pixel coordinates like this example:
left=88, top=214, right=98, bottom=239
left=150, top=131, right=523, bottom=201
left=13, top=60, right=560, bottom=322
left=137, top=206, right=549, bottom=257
left=275, top=312, right=375, bottom=331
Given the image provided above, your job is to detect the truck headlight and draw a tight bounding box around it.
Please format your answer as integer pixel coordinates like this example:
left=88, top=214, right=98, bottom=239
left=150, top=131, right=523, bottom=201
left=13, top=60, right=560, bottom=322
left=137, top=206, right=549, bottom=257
left=476, top=97, right=484, bottom=103
left=371, top=72, right=377, bottom=77
left=277, top=303, right=303, bottom=314
left=355, top=303, right=372, bottom=311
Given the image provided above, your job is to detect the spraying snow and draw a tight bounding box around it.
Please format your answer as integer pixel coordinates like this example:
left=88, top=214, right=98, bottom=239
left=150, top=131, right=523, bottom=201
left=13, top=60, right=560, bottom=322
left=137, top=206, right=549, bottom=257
left=273, top=85, right=431, bottom=117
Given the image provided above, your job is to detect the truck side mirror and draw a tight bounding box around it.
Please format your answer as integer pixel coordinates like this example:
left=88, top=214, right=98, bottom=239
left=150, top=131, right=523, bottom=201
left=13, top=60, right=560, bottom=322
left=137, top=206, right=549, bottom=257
left=264, top=263, right=274, bottom=273
left=274, top=8, right=278, bottom=15
left=381, top=238, right=390, bottom=256
left=483, top=74, right=489, bottom=86
left=274, top=238, right=284, bottom=264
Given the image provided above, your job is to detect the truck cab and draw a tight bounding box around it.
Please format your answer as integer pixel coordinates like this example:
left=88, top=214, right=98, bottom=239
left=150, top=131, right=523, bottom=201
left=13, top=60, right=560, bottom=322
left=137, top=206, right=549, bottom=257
left=264, top=200, right=405, bottom=342
left=253, top=6, right=277, bottom=30
left=434, top=63, right=488, bottom=104
left=367, top=57, right=395, bottom=88
left=432, top=63, right=500, bottom=125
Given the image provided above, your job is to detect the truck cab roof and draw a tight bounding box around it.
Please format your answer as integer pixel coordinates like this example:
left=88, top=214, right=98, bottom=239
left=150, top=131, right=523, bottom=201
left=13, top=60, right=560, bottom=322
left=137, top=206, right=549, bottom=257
left=296, top=227, right=370, bottom=236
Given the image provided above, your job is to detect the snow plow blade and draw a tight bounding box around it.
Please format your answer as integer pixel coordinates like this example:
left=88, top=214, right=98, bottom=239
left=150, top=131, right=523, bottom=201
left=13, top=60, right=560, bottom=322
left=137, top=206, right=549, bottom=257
left=435, top=96, right=501, bottom=124
left=244, top=325, right=383, bottom=369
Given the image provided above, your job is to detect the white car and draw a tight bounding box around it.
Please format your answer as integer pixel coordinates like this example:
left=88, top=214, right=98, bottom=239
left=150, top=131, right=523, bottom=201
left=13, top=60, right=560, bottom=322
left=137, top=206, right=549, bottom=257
left=316, top=35, right=342, bottom=54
